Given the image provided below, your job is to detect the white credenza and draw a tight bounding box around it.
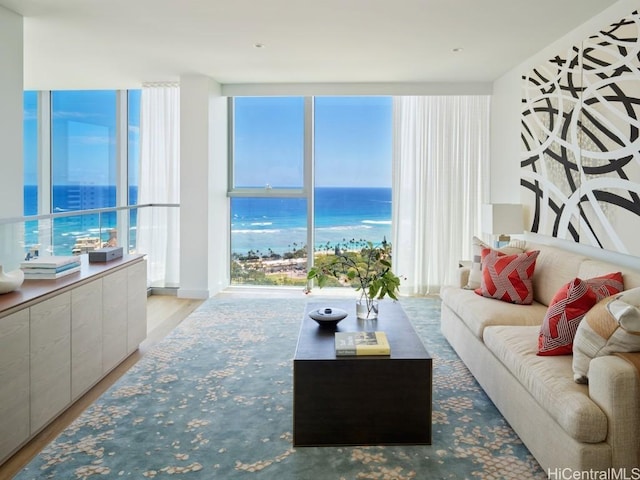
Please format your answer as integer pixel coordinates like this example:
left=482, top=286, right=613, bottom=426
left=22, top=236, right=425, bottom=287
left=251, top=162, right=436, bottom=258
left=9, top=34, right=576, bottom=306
left=0, top=254, right=147, bottom=463
left=0, top=309, right=29, bottom=463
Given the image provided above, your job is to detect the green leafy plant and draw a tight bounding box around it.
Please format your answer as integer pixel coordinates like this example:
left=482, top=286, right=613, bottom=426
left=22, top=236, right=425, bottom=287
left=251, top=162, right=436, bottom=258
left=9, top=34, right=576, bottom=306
left=306, top=240, right=401, bottom=317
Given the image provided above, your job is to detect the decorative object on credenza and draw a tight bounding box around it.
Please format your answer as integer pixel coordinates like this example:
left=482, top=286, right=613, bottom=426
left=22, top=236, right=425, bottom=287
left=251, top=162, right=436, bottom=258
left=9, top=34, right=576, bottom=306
left=0, top=265, right=25, bottom=294
left=308, top=307, right=348, bottom=328
left=306, top=239, right=401, bottom=320
left=481, top=203, right=523, bottom=246
left=89, top=246, right=124, bottom=263
left=21, top=255, right=81, bottom=280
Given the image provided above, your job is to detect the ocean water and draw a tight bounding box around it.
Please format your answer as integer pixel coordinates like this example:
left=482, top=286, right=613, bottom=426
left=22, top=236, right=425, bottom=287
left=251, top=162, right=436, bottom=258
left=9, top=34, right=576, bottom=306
left=23, top=186, right=392, bottom=257
left=231, top=187, right=391, bottom=255
left=23, top=185, right=138, bottom=256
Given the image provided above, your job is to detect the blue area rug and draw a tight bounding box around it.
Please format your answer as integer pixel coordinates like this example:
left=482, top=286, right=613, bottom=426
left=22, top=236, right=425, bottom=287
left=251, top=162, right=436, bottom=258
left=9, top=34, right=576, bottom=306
left=15, top=295, right=546, bottom=479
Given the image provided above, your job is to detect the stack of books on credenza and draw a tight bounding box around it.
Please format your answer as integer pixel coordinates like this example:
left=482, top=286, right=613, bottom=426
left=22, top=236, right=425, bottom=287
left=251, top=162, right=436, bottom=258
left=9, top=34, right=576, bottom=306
left=21, top=256, right=82, bottom=280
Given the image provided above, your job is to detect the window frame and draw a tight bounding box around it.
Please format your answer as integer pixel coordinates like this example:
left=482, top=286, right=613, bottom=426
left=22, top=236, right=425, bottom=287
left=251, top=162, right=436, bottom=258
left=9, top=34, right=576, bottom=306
left=24, top=89, right=138, bottom=252
left=227, top=97, right=315, bottom=275
left=227, top=95, right=394, bottom=286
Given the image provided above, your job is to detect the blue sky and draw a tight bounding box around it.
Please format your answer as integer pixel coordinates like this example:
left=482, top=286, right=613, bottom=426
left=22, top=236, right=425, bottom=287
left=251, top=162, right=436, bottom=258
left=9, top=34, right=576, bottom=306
left=23, top=90, right=140, bottom=187
left=315, top=96, right=392, bottom=187
left=23, top=91, right=39, bottom=185
left=24, top=93, right=391, bottom=189
left=234, top=96, right=392, bottom=188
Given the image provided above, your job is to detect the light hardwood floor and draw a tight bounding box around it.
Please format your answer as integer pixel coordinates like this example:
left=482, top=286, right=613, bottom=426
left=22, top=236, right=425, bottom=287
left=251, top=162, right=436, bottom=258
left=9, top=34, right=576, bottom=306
left=0, top=295, right=204, bottom=480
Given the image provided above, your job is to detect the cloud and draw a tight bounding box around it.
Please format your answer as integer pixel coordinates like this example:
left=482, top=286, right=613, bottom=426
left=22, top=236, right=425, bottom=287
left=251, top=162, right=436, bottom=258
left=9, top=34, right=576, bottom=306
left=69, top=135, right=113, bottom=146
left=53, top=110, right=101, bottom=120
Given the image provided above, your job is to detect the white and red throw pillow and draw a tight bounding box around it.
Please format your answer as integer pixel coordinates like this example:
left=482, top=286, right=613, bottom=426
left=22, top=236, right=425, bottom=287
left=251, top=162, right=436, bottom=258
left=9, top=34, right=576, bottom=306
left=537, top=272, right=624, bottom=356
left=465, top=237, right=526, bottom=290
left=586, top=271, right=625, bottom=299
left=476, top=248, right=539, bottom=305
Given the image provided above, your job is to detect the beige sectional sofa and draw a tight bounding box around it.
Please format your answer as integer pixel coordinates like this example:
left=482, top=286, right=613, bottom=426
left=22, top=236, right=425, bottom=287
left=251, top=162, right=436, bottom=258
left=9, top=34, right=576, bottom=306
left=440, top=242, right=640, bottom=474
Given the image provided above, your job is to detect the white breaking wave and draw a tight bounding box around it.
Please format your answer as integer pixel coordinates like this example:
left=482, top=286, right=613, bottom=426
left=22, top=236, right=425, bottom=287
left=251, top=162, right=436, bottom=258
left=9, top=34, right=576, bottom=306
left=315, top=225, right=373, bottom=232
left=232, top=228, right=283, bottom=235
left=231, top=226, right=306, bottom=235
left=361, top=220, right=392, bottom=225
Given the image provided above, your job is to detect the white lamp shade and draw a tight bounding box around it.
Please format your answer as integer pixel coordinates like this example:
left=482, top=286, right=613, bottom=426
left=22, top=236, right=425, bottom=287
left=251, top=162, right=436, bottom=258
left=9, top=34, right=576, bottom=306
left=481, top=204, right=523, bottom=235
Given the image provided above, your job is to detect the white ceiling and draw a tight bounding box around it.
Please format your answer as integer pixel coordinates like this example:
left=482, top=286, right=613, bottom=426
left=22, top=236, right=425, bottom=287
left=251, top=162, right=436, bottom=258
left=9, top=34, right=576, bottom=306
left=0, top=0, right=620, bottom=90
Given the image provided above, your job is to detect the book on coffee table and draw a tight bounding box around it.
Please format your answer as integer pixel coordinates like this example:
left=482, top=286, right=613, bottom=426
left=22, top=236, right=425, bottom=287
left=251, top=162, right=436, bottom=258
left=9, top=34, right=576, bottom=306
left=334, top=331, right=391, bottom=356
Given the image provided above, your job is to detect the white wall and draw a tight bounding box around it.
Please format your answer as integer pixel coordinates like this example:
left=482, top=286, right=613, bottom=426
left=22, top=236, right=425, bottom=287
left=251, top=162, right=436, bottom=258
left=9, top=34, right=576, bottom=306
left=222, top=82, right=492, bottom=97
left=208, top=93, right=229, bottom=295
left=178, top=74, right=229, bottom=299
left=490, top=0, right=638, bottom=204
left=0, top=6, right=23, bottom=219
left=0, top=6, right=23, bottom=270
left=490, top=0, right=640, bottom=261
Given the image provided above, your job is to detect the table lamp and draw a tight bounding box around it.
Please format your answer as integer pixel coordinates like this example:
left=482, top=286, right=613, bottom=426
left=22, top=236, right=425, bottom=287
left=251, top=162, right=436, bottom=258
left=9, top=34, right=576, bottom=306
left=481, top=203, right=523, bottom=246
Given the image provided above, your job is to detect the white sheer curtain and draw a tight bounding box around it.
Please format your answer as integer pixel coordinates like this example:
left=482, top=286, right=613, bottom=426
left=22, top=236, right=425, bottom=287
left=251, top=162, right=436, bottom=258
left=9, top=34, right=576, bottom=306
left=392, top=96, right=490, bottom=295
left=137, top=84, right=180, bottom=287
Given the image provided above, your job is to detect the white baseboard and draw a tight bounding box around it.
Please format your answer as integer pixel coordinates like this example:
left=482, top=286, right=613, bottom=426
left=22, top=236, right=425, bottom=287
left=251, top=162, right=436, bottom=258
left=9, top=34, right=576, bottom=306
left=177, top=288, right=210, bottom=299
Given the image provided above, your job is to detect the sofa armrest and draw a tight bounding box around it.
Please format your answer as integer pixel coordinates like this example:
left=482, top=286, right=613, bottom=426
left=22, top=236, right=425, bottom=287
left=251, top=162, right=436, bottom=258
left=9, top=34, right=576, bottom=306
left=589, top=354, right=640, bottom=468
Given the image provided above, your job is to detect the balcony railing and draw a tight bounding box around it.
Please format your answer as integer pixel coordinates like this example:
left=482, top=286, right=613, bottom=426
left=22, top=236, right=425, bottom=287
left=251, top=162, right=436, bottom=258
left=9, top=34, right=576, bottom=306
left=0, top=203, right=179, bottom=288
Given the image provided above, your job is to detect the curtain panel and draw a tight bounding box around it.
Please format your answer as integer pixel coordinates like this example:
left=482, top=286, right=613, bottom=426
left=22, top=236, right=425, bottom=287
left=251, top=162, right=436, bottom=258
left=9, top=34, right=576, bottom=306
left=137, top=84, right=181, bottom=287
left=392, top=96, right=490, bottom=295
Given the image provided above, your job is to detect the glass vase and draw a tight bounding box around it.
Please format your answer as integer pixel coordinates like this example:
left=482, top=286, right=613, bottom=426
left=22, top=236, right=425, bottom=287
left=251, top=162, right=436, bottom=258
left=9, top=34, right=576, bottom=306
left=356, top=297, right=379, bottom=320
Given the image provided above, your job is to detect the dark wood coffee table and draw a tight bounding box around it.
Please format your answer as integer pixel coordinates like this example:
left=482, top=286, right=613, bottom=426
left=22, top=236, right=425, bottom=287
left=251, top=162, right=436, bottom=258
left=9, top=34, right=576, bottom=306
left=293, top=299, right=432, bottom=446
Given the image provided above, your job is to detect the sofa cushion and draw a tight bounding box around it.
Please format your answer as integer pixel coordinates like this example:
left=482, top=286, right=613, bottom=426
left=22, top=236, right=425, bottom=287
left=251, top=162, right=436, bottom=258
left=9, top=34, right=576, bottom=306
left=528, top=243, right=586, bottom=307
left=483, top=325, right=607, bottom=443
left=478, top=249, right=539, bottom=304
left=578, top=259, right=640, bottom=292
left=573, top=287, right=640, bottom=383
left=537, top=272, right=624, bottom=356
left=440, top=286, right=547, bottom=338
left=466, top=236, right=489, bottom=290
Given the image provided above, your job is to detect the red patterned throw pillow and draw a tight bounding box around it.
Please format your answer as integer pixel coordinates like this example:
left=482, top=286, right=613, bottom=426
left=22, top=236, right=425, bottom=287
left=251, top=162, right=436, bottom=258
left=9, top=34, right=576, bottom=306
left=586, top=271, right=625, bottom=299
left=537, top=272, right=624, bottom=356
left=478, top=248, right=539, bottom=305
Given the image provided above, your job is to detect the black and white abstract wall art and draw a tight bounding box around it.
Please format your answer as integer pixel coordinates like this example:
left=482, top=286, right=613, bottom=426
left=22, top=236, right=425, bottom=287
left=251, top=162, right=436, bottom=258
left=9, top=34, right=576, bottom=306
left=521, top=10, right=640, bottom=256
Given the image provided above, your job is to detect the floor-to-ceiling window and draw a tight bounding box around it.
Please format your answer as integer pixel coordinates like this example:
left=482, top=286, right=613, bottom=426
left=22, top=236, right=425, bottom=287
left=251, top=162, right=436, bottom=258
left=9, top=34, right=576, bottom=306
left=229, top=97, right=308, bottom=285
left=128, top=89, right=141, bottom=250
left=313, top=96, right=392, bottom=286
left=51, top=91, right=117, bottom=255
left=23, top=91, right=38, bottom=217
left=23, top=91, right=39, bottom=256
left=128, top=89, right=141, bottom=206
left=229, top=96, right=392, bottom=286
left=22, top=90, right=141, bottom=257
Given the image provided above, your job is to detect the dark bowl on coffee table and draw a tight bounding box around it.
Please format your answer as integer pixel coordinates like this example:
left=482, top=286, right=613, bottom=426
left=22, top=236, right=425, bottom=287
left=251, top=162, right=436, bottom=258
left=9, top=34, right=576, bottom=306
left=308, top=307, right=348, bottom=328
